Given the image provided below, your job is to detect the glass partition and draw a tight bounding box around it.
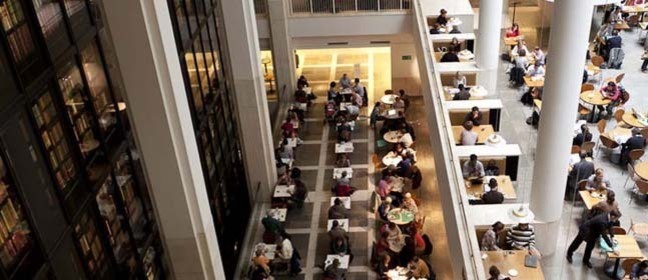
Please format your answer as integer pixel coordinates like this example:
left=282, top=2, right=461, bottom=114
left=80, top=41, right=117, bottom=136
left=32, top=0, right=70, bottom=58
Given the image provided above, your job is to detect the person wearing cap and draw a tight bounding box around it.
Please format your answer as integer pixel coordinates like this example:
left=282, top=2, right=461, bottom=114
left=462, top=154, right=485, bottom=179
left=378, top=197, right=393, bottom=222
left=506, top=222, right=536, bottom=251
left=620, top=128, right=647, bottom=165
left=482, top=178, right=504, bottom=204
left=402, top=193, right=419, bottom=214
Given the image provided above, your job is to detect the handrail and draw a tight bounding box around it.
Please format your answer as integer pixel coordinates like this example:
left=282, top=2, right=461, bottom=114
left=289, top=0, right=411, bottom=15
left=412, top=0, right=483, bottom=278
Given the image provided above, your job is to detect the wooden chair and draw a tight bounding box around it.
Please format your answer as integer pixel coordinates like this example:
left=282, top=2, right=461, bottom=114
left=596, top=119, right=607, bottom=150
left=620, top=90, right=630, bottom=105
left=628, top=15, right=640, bottom=27
left=578, top=180, right=589, bottom=191
left=571, top=145, right=581, bottom=154
left=612, top=226, right=627, bottom=235
left=384, top=89, right=394, bottom=95
left=621, top=259, right=640, bottom=279
left=578, top=104, right=592, bottom=118
left=629, top=179, right=648, bottom=205
left=615, top=109, right=629, bottom=128
left=628, top=219, right=648, bottom=240
left=581, top=141, right=596, bottom=157
left=591, top=55, right=605, bottom=67
left=641, top=128, right=648, bottom=139
left=581, top=83, right=595, bottom=93
left=629, top=149, right=645, bottom=164
left=598, top=135, right=619, bottom=158
left=606, top=73, right=626, bottom=85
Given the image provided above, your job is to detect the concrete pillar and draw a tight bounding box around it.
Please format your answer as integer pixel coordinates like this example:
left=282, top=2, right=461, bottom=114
left=267, top=0, right=296, bottom=101
left=476, top=0, right=504, bottom=96
left=102, top=0, right=224, bottom=278
left=220, top=0, right=278, bottom=201
left=529, top=0, right=594, bottom=256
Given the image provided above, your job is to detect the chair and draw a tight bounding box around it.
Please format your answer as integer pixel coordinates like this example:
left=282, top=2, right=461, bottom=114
left=628, top=149, right=645, bottom=164
left=620, top=90, right=630, bottom=105
left=384, top=89, right=394, bottom=95
left=581, top=141, right=596, bottom=157
left=615, top=109, right=629, bottom=128
left=571, top=145, right=581, bottom=154
left=628, top=219, right=648, bottom=240
left=628, top=15, right=640, bottom=27
left=577, top=180, right=589, bottom=191
left=611, top=226, right=627, bottom=235
left=629, top=179, right=648, bottom=205
left=578, top=104, right=592, bottom=119
left=591, top=55, right=605, bottom=67
left=598, top=135, right=619, bottom=159
left=606, top=73, right=626, bottom=85
left=581, top=83, right=595, bottom=93
left=421, top=234, right=433, bottom=256
left=621, top=259, right=640, bottom=279
left=641, top=128, right=648, bottom=139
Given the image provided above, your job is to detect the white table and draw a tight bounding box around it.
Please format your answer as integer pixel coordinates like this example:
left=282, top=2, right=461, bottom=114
left=458, top=50, right=474, bottom=61
left=381, top=94, right=397, bottom=105
left=484, top=135, right=507, bottom=148
left=340, top=88, right=353, bottom=95
left=285, top=137, right=298, bottom=148
left=389, top=177, right=405, bottom=193
left=383, top=131, right=403, bottom=143
left=304, top=87, right=312, bottom=94
left=325, top=254, right=350, bottom=269
left=335, top=142, right=354, bottom=154
left=268, top=208, right=287, bottom=222
left=447, top=17, right=463, bottom=26
left=273, top=185, right=294, bottom=198
left=469, top=86, right=488, bottom=97
left=382, top=152, right=403, bottom=166
left=336, top=120, right=355, bottom=131
left=333, top=168, right=353, bottom=179
left=331, top=196, right=351, bottom=209
left=253, top=243, right=277, bottom=260
left=327, top=219, right=349, bottom=231
left=339, top=102, right=352, bottom=111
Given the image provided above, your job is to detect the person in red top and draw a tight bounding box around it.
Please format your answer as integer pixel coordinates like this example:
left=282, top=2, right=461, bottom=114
left=412, top=228, right=426, bottom=255
left=599, top=81, right=623, bottom=118
left=281, top=117, right=295, bottom=137
left=505, top=23, right=520, bottom=38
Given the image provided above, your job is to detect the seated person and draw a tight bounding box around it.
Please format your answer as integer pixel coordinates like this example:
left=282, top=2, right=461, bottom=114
left=481, top=222, right=505, bottom=251
left=630, top=260, right=648, bottom=280
left=449, top=25, right=461, bottom=34
left=381, top=222, right=404, bottom=250
left=399, top=129, right=415, bottom=148
left=513, top=49, right=529, bottom=70
left=324, top=101, right=338, bottom=120
left=330, top=237, right=349, bottom=255
left=464, top=106, right=483, bottom=126
left=505, top=23, right=520, bottom=38
left=262, top=210, right=284, bottom=237
left=376, top=254, right=393, bottom=279
left=506, top=223, right=536, bottom=250
left=339, top=73, right=352, bottom=89
left=328, top=198, right=347, bottom=219
left=429, top=23, right=441, bottom=34
left=294, top=85, right=307, bottom=103
left=411, top=228, right=426, bottom=255
left=353, top=78, right=365, bottom=100
left=377, top=197, right=393, bottom=222
left=336, top=171, right=350, bottom=186
left=408, top=256, right=431, bottom=278
left=599, top=81, right=622, bottom=117
left=586, top=168, right=612, bottom=191
left=401, top=122, right=416, bottom=141
left=484, top=160, right=500, bottom=176
left=532, top=46, right=545, bottom=62
left=281, top=117, right=296, bottom=138
left=252, top=249, right=271, bottom=275
left=333, top=183, right=355, bottom=197
left=328, top=220, right=349, bottom=242
left=327, top=81, right=339, bottom=101
left=453, top=71, right=467, bottom=88
left=511, top=40, right=529, bottom=57
left=324, top=258, right=345, bottom=280
left=436, top=9, right=448, bottom=26
left=346, top=101, right=360, bottom=119
left=402, top=192, right=419, bottom=214
left=449, top=37, right=462, bottom=52
left=335, top=154, right=351, bottom=167
left=274, top=233, right=294, bottom=266
left=453, top=84, right=471, bottom=100
left=482, top=178, right=504, bottom=204
left=393, top=96, right=406, bottom=109
left=397, top=156, right=413, bottom=177
left=376, top=175, right=391, bottom=200
left=621, top=128, right=647, bottom=165
left=351, top=91, right=363, bottom=107
left=591, top=190, right=619, bottom=216
left=460, top=121, right=478, bottom=145
left=440, top=49, right=460, bottom=62
left=488, top=266, right=511, bottom=280
left=572, top=125, right=593, bottom=146
left=526, top=60, right=545, bottom=78
left=462, top=154, right=485, bottom=179
left=289, top=174, right=307, bottom=208
left=297, top=75, right=309, bottom=88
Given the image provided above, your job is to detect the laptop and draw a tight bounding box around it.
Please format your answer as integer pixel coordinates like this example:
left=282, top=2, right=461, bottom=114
left=524, top=255, right=538, bottom=268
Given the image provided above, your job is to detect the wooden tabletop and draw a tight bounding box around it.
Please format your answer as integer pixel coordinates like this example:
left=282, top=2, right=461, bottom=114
left=579, top=190, right=607, bottom=210
left=481, top=250, right=544, bottom=279
left=383, top=130, right=403, bottom=143
left=533, top=100, right=542, bottom=112
left=524, top=76, right=544, bottom=88
left=452, top=124, right=495, bottom=145
left=586, top=64, right=602, bottom=75
left=635, top=162, right=648, bottom=181
left=465, top=175, right=517, bottom=201
left=607, top=235, right=644, bottom=259
left=603, top=127, right=632, bottom=141
left=504, top=36, right=524, bottom=46
left=622, top=112, right=648, bottom=128
left=614, top=21, right=631, bottom=30
left=580, top=90, right=611, bottom=106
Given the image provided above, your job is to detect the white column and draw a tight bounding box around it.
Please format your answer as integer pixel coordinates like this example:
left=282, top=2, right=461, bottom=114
left=102, top=0, right=224, bottom=279
left=220, top=0, right=278, bottom=201
left=529, top=0, right=594, bottom=256
left=267, top=0, right=296, bottom=101
left=476, top=0, right=504, bottom=95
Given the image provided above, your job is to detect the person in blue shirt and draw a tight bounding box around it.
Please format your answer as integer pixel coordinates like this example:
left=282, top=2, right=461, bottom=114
left=631, top=260, right=648, bottom=279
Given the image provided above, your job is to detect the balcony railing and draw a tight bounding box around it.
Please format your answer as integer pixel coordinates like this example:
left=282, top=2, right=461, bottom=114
left=254, top=0, right=268, bottom=15
left=290, top=0, right=411, bottom=15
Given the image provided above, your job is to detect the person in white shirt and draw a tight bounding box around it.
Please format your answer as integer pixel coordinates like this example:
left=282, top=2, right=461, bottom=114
left=351, top=92, right=363, bottom=107
left=511, top=40, right=529, bottom=58
left=399, top=129, right=414, bottom=148
left=345, top=101, right=359, bottom=119
left=453, top=71, right=467, bottom=88
left=460, top=121, right=478, bottom=146
left=513, top=49, right=529, bottom=70
left=353, top=78, right=365, bottom=98
left=276, top=234, right=294, bottom=261
left=526, top=60, right=545, bottom=77
left=462, top=154, right=485, bottom=178
left=532, top=46, right=545, bottom=63
left=339, top=73, right=352, bottom=88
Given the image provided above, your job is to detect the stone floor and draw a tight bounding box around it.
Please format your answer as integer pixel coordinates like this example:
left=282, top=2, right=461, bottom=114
left=492, top=7, right=648, bottom=280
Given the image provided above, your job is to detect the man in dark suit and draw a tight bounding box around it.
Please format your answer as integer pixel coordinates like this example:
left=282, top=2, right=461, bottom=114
left=620, top=128, right=647, bottom=165
left=566, top=210, right=621, bottom=268
left=572, top=125, right=593, bottom=146
left=482, top=179, right=504, bottom=204
left=568, top=152, right=595, bottom=194
left=440, top=50, right=460, bottom=62
left=453, top=84, right=471, bottom=100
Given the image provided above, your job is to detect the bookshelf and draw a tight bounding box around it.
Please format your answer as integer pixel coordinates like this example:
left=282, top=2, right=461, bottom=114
left=114, top=153, right=147, bottom=243
left=0, top=155, right=34, bottom=273
left=80, top=42, right=116, bottom=135
left=74, top=211, right=106, bottom=275
left=0, top=0, right=36, bottom=67
left=31, top=92, right=78, bottom=190
left=57, top=64, right=100, bottom=159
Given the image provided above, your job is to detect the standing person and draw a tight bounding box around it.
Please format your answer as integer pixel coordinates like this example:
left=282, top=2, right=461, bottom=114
left=568, top=152, right=595, bottom=193
left=370, top=102, right=382, bottom=128
left=566, top=210, right=621, bottom=268
left=339, top=73, right=352, bottom=89
left=353, top=78, right=365, bottom=103
left=398, top=89, right=410, bottom=110
left=328, top=81, right=339, bottom=102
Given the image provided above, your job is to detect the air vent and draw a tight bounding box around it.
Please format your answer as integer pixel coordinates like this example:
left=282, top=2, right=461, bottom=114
left=327, top=42, right=349, bottom=46
left=370, top=41, right=391, bottom=44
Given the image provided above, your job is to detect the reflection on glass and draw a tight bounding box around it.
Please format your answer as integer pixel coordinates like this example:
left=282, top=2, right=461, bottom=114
left=172, top=0, right=189, bottom=45
left=114, top=152, right=147, bottom=245
left=74, top=212, right=106, bottom=275
left=184, top=50, right=204, bottom=112
left=81, top=42, right=117, bottom=134
left=0, top=157, right=34, bottom=272
left=32, top=0, right=69, bottom=55
left=63, top=0, right=85, bottom=16
left=193, top=36, right=212, bottom=104
left=96, top=178, right=136, bottom=275
left=206, top=17, right=223, bottom=90
left=32, top=92, right=77, bottom=190
left=57, top=63, right=100, bottom=159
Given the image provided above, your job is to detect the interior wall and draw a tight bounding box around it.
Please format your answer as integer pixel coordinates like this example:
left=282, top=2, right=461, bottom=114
left=390, top=43, right=422, bottom=96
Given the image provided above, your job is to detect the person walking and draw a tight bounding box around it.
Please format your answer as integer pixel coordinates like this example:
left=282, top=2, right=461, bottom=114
left=566, top=210, right=621, bottom=268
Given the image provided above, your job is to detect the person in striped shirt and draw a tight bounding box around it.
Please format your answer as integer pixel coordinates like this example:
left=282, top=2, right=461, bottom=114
left=506, top=223, right=536, bottom=250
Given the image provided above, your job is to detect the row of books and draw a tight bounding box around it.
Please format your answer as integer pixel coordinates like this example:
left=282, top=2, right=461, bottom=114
left=6, top=25, right=35, bottom=64
left=0, top=0, right=24, bottom=31
left=0, top=229, right=29, bottom=267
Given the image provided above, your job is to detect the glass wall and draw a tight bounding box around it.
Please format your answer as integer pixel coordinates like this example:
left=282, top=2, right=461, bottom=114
left=166, top=0, right=250, bottom=278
